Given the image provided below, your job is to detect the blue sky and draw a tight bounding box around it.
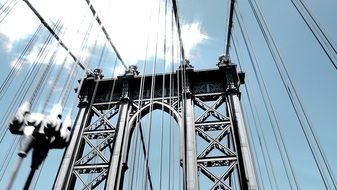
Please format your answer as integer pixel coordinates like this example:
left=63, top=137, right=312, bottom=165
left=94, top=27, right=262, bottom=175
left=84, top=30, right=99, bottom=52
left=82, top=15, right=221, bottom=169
left=0, top=0, right=336, bottom=189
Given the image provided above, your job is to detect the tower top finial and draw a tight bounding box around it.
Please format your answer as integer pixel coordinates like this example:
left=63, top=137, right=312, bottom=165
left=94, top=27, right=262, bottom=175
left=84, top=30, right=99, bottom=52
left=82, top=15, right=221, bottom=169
left=217, top=55, right=231, bottom=66
left=125, top=65, right=139, bottom=76
left=179, top=59, right=194, bottom=70
left=93, top=68, right=104, bottom=79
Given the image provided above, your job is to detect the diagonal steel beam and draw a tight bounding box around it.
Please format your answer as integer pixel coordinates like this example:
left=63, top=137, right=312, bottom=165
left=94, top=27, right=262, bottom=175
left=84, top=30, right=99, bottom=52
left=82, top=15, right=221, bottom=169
left=87, top=106, right=118, bottom=130
left=82, top=169, right=108, bottom=190
left=199, top=164, right=225, bottom=185
left=196, top=124, right=235, bottom=158
left=210, top=161, right=236, bottom=190
left=75, top=134, right=114, bottom=165
left=195, top=97, right=228, bottom=123
left=83, top=136, right=109, bottom=163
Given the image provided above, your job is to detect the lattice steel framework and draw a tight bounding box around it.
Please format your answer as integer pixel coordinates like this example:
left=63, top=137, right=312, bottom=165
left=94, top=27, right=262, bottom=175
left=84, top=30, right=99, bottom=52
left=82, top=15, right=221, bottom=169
left=53, top=61, right=258, bottom=190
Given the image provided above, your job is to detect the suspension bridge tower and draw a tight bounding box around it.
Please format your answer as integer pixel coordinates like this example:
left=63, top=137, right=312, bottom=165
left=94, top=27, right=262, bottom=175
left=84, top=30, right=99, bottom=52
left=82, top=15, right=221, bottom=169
left=52, top=55, right=258, bottom=190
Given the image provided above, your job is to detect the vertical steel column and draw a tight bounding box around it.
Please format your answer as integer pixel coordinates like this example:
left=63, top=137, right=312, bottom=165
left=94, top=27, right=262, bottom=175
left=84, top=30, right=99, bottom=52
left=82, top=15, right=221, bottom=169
left=53, top=72, right=101, bottom=190
left=52, top=104, right=89, bottom=190
left=184, top=97, right=199, bottom=190
left=219, top=57, right=258, bottom=189
left=224, top=60, right=257, bottom=189
left=181, top=62, right=199, bottom=190
left=228, top=93, right=258, bottom=189
left=105, top=101, right=130, bottom=190
left=106, top=73, right=133, bottom=190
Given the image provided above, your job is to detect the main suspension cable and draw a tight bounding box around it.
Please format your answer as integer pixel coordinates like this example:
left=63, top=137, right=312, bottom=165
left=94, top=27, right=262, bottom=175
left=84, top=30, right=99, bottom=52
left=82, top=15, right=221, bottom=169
left=224, top=0, right=236, bottom=57
left=82, top=0, right=127, bottom=70
left=58, top=14, right=96, bottom=108
left=22, top=0, right=89, bottom=72
left=171, top=0, right=185, bottom=61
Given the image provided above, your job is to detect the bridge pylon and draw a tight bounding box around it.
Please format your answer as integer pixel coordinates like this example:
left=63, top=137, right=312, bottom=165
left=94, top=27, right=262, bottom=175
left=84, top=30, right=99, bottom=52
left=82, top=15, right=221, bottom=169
left=53, top=59, right=258, bottom=190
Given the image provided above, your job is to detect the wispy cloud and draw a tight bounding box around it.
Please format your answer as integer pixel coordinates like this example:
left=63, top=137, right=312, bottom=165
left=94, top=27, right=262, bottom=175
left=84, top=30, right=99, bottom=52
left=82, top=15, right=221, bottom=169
left=1, top=0, right=208, bottom=72
left=9, top=58, right=24, bottom=70
left=182, top=22, right=208, bottom=59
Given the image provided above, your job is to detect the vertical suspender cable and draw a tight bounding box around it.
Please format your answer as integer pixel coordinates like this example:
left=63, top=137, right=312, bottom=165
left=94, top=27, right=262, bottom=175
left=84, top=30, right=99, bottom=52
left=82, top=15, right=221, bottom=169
left=0, top=20, right=61, bottom=188
left=41, top=54, right=69, bottom=113
left=232, top=38, right=269, bottom=190
left=235, top=8, right=297, bottom=189
left=289, top=0, right=337, bottom=187
left=240, top=97, right=264, bottom=189
left=289, top=0, right=337, bottom=70
left=297, top=0, right=337, bottom=56
left=232, top=34, right=264, bottom=190
left=170, top=1, right=186, bottom=189
left=0, top=137, right=20, bottom=180
left=176, top=22, right=183, bottom=190
left=143, top=1, right=161, bottom=189
left=0, top=24, right=42, bottom=103
left=168, top=6, right=175, bottom=189
left=30, top=21, right=63, bottom=106
left=62, top=5, right=106, bottom=119
left=247, top=1, right=302, bottom=188
left=97, top=41, right=107, bottom=68
left=242, top=84, right=276, bottom=190
left=235, top=36, right=279, bottom=188
left=250, top=0, right=337, bottom=188
left=58, top=15, right=95, bottom=107
left=0, top=25, right=54, bottom=140
left=127, top=0, right=156, bottom=188
left=159, top=0, right=168, bottom=188
left=0, top=0, right=19, bottom=23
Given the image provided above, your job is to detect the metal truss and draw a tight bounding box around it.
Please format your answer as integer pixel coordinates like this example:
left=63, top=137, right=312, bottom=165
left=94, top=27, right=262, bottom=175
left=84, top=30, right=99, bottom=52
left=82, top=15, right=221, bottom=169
left=72, top=104, right=119, bottom=189
left=194, top=96, right=239, bottom=190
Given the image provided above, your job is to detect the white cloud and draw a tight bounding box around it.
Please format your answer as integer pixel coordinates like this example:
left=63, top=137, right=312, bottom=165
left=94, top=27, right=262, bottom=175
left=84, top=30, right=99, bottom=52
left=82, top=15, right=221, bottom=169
left=97, top=0, right=209, bottom=66
left=0, top=2, right=39, bottom=50
left=9, top=58, right=24, bottom=70
left=2, top=0, right=208, bottom=73
left=112, top=65, right=127, bottom=77
left=181, top=22, right=208, bottom=59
